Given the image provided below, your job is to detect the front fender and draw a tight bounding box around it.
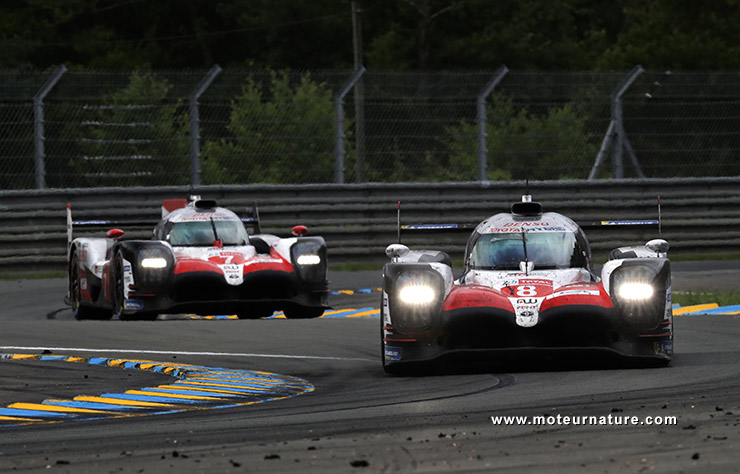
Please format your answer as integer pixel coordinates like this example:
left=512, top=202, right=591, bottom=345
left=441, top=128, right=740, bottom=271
left=383, top=262, right=453, bottom=333
left=116, top=240, right=175, bottom=290
left=602, top=258, right=671, bottom=330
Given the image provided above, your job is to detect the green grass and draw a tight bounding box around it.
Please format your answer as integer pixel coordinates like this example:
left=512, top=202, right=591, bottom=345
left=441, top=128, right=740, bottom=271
left=673, top=291, right=740, bottom=307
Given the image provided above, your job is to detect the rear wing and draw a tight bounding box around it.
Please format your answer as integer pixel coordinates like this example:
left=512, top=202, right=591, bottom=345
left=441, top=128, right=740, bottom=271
left=66, top=201, right=262, bottom=252
left=395, top=197, right=663, bottom=242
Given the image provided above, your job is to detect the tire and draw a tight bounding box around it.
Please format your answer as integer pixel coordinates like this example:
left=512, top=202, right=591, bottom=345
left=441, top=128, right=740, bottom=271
left=283, top=306, right=325, bottom=319
left=70, top=252, right=112, bottom=321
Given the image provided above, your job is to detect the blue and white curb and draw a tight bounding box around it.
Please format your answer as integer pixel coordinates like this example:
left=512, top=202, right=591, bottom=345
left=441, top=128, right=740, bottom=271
left=0, top=353, right=313, bottom=427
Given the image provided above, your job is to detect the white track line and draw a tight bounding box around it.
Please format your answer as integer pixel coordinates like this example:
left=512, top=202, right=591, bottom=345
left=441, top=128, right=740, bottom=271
left=0, top=346, right=375, bottom=362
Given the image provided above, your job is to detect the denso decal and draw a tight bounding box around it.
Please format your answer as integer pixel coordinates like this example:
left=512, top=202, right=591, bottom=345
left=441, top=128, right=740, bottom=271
left=179, top=213, right=233, bottom=222
left=503, top=222, right=551, bottom=227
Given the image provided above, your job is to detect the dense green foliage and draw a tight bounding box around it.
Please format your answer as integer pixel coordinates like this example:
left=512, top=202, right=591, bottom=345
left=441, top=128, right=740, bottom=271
left=65, top=72, right=189, bottom=187
left=202, top=72, right=339, bottom=184
left=446, top=96, right=598, bottom=181
left=1, top=0, right=738, bottom=71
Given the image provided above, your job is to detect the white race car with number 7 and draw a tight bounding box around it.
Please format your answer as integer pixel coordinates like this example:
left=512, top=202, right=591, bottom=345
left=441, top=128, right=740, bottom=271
left=66, top=196, right=329, bottom=320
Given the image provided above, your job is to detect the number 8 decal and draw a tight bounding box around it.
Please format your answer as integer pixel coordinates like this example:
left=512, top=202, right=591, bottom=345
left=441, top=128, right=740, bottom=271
left=516, top=285, right=537, bottom=297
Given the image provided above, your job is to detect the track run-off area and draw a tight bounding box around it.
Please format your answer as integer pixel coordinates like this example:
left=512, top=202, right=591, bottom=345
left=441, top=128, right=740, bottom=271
left=0, top=263, right=739, bottom=473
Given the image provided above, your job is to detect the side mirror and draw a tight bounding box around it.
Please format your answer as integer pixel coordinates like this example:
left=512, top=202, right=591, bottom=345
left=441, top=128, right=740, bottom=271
left=645, top=239, right=669, bottom=254
left=385, top=244, right=409, bottom=260
left=291, top=225, right=308, bottom=237
left=106, top=228, right=125, bottom=239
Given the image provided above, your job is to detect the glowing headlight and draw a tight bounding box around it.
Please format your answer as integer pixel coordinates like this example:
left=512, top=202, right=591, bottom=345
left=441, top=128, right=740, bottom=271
left=296, top=254, right=321, bottom=265
left=398, top=285, right=435, bottom=304
left=618, top=282, right=654, bottom=300
left=141, top=257, right=168, bottom=269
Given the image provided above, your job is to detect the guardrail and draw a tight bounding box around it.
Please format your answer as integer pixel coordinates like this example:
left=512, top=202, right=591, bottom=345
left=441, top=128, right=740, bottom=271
left=1, top=177, right=739, bottom=273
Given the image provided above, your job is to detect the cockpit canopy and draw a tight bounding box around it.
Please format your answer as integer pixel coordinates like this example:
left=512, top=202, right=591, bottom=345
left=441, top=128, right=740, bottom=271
left=470, top=231, right=587, bottom=270
left=153, top=205, right=250, bottom=247
left=466, top=211, right=591, bottom=271
left=166, top=220, right=249, bottom=247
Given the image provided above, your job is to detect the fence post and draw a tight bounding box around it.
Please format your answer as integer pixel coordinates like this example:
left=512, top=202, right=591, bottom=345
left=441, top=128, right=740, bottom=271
left=476, top=65, right=509, bottom=183
left=33, top=65, right=67, bottom=189
left=334, top=66, right=366, bottom=184
left=189, top=65, right=222, bottom=187
left=589, top=66, right=644, bottom=180
left=612, top=65, right=643, bottom=179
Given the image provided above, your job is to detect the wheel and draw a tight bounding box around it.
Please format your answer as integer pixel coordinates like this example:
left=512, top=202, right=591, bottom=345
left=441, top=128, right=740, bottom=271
left=283, top=306, right=325, bottom=319
left=70, top=251, right=111, bottom=320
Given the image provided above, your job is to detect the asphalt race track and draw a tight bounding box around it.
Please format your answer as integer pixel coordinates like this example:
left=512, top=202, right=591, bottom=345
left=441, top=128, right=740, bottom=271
left=0, top=263, right=739, bottom=473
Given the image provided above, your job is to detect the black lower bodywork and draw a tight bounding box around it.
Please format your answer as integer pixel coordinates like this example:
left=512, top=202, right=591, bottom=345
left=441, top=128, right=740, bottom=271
left=382, top=304, right=672, bottom=373
left=124, top=269, right=330, bottom=319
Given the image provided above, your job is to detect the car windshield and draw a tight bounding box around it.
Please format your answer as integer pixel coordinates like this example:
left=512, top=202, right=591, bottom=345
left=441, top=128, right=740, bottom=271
left=470, top=231, right=581, bottom=270
left=167, top=220, right=249, bottom=247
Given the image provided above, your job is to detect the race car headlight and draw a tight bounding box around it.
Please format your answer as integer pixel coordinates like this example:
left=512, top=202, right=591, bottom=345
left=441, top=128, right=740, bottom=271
left=609, top=260, right=670, bottom=329
left=386, top=267, right=445, bottom=331
left=296, top=254, right=321, bottom=266
left=141, top=257, right=168, bottom=269
left=398, top=284, right=436, bottom=304
left=617, top=282, right=654, bottom=301
left=290, top=238, right=327, bottom=284
left=135, top=245, right=173, bottom=287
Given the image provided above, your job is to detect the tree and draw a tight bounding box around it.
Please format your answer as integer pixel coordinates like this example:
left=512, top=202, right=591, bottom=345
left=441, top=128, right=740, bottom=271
left=202, top=71, right=338, bottom=184
left=598, top=0, right=740, bottom=69
left=445, top=95, right=598, bottom=181
left=66, top=71, right=189, bottom=187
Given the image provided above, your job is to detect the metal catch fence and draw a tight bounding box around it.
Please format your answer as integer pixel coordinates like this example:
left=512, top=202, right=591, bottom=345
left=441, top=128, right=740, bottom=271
left=1, top=67, right=739, bottom=189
